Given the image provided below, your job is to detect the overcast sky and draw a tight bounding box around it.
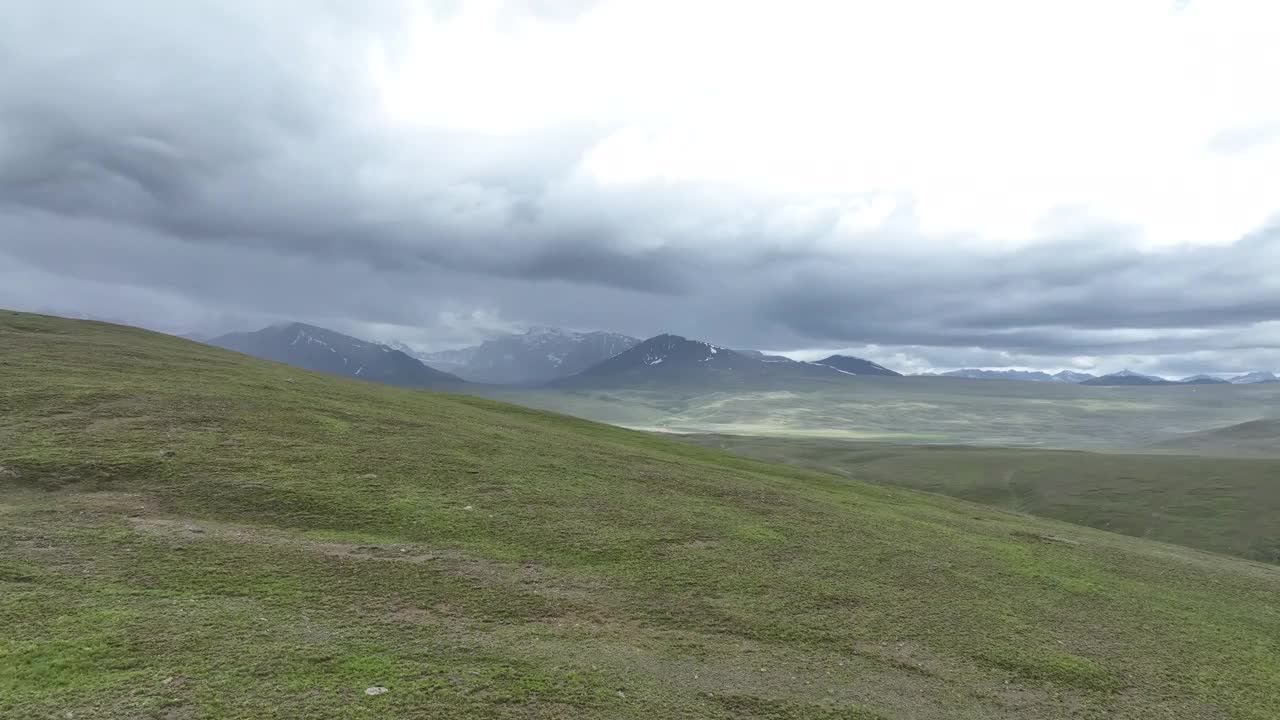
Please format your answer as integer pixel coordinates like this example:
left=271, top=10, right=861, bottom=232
left=3, top=0, right=1279, bottom=376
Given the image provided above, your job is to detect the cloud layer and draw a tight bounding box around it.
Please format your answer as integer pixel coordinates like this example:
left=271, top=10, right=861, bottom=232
left=3, top=0, right=1279, bottom=375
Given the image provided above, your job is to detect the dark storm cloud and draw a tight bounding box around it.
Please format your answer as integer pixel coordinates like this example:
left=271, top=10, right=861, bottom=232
left=2, top=0, right=1279, bottom=376
left=760, top=226, right=1280, bottom=355
left=1, top=1, right=683, bottom=292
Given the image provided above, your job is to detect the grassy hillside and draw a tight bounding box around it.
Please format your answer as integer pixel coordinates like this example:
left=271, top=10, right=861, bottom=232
left=681, top=435, right=1280, bottom=564
left=1151, top=419, right=1280, bottom=458
left=484, top=378, right=1280, bottom=453
left=3, top=311, right=1280, bottom=719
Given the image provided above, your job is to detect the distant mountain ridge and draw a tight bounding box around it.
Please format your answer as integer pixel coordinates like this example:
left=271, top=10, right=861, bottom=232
left=927, top=368, right=1279, bottom=386
left=1086, top=370, right=1279, bottom=386
left=209, top=323, right=463, bottom=388
left=1082, top=370, right=1175, bottom=386
left=556, top=334, right=901, bottom=387
left=209, top=320, right=1278, bottom=390
left=938, top=369, right=1096, bottom=383
left=1180, top=374, right=1231, bottom=385
left=414, top=327, right=640, bottom=384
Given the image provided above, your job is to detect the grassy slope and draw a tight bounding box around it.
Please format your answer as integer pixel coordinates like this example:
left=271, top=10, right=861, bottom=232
left=1151, top=419, right=1280, bottom=458
left=2, top=311, right=1279, bottom=720
left=681, top=436, right=1280, bottom=564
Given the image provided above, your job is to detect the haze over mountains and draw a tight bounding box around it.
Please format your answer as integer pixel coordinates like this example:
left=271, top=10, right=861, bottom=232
left=408, top=327, right=639, bottom=384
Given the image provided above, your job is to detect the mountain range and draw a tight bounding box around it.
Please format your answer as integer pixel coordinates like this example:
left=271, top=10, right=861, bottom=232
left=404, top=327, right=640, bottom=384
left=1083, top=370, right=1280, bottom=386
left=936, top=369, right=1095, bottom=383
left=207, top=321, right=1279, bottom=392
left=208, top=323, right=463, bottom=388
left=933, top=368, right=1277, bottom=386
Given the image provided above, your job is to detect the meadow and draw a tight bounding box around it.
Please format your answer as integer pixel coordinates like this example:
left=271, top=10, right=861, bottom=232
left=3, top=311, right=1279, bottom=719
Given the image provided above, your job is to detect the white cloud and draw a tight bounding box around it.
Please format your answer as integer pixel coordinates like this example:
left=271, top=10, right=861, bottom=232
left=376, top=0, right=1280, bottom=249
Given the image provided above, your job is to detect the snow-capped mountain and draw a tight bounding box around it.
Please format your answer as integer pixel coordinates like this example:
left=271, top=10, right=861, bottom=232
left=1228, top=371, right=1278, bottom=384
left=208, top=323, right=463, bottom=388
left=418, top=327, right=640, bottom=384
left=811, top=355, right=902, bottom=377
left=1081, top=370, right=1174, bottom=386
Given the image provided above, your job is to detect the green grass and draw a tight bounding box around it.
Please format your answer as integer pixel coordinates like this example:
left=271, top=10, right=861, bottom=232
left=680, top=435, right=1280, bottom=565
left=3, top=310, right=1280, bottom=719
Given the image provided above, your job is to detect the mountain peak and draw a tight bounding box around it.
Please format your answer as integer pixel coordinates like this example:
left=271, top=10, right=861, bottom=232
left=811, top=355, right=902, bottom=377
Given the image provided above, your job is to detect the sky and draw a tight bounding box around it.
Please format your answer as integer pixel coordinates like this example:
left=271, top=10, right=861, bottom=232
left=2, top=0, right=1279, bottom=377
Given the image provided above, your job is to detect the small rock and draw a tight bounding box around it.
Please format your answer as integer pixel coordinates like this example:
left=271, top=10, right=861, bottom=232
left=161, top=677, right=175, bottom=685
left=616, top=690, right=626, bottom=699
left=462, top=505, right=474, bottom=512
left=157, top=449, right=176, bottom=459
left=0, top=465, right=19, bottom=481
left=365, top=686, right=388, bottom=696
left=358, top=473, right=379, bottom=480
